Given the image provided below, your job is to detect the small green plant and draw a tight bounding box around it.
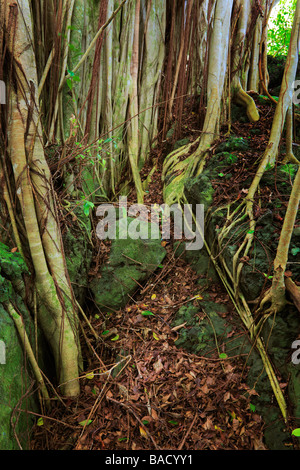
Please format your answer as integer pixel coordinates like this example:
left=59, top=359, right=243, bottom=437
left=141, top=310, right=154, bottom=316
left=73, top=135, right=121, bottom=203
left=265, top=162, right=273, bottom=171
left=291, top=247, right=300, bottom=256
left=280, top=164, right=297, bottom=178
left=219, top=353, right=228, bottom=359
left=66, top=68, right=81, bottom=91
left=225, top=154, right=237, bottom=164
left=292, top=428, right=300, bottom=437
left=263, top=273, right=273, bottom=280
left=83, top=200, right=94, bottom=216
left=249, top=403, right=256, bottom=413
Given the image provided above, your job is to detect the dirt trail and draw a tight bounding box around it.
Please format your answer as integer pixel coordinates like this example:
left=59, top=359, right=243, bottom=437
left=31, top=100, right=281, bottom=450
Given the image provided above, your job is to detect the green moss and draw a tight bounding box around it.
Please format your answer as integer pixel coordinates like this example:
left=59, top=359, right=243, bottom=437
left=0, top=275, right=13, bottom=303
left=174, top=138, right=190, bottom=150
left=215, top=136, right=249, bottom=153
left=63, top=206, right=93, bottom=304
left=0, top=243, right=29, bottom=278
left=184, top=174, right=215, bottom=212
left=90, top=218, right=166, bottom=311
left=173, top=301, right=230, bottom=356
left=0, top=243, right=29, bottom=303
left=0, top=292, right=39, bottom=449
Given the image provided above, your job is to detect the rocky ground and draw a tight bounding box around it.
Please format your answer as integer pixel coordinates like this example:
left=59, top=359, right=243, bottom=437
left=29, top=94, right=300, bottom=451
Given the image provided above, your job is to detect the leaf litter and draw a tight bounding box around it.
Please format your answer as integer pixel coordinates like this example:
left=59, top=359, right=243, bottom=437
left=30, top=97, right=293, bottom=451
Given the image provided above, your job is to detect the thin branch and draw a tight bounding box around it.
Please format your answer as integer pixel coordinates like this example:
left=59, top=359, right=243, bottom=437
left=6, top=302, right=50, bottom=408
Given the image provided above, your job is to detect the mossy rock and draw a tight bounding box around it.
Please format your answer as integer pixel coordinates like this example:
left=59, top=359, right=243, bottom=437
left=173, top=241, right=219, bottom=283
left=231, top=103, right=250, bottom=123
left=0, top=302, right=40, bottom=450
left=0, top=273, right=13, bottom=304
left=215, top=135, right=250, bottom=153
left=172, top=301, right=230, bottom=356
left=256, top=304, right=300, bottom=450
left=80, top=166, right=107, bottom=201
left=204, top=151, right=239, bottom=179
left=172, top=298, right=295, bottom=449
left=0, top=244, right=39, bottom=450
left=267, top=54, right=300, bottom=90
left=0, top=243, right=29, bottom=280
left=173, top=138, right=190, bottom=150
left=89, top=218, right=166, bottom=311
left=184, top=174, right=215, bottom=212
left=63, top=206, right=93, bottom=305
left=166, top=125, right=175, bottom=139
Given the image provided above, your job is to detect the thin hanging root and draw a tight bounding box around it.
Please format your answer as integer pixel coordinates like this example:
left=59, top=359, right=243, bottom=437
left=6, top=302, right=50, bottom=409
left=232, top=213, right=256, bottom=296
left=216, top=136, right=276, bottom=297
left=182, top=196, right=288, bottom=423
left=0, top=163, right=24, bottom=258
left=282, top=106, right=300, bottom=164
left=258, top=166, right=300, bottom=314
left=216, top=202, right=247, bottom=246
left=213, top=195, right=256, bottom=298
left=257, top=287, right=272, bottom=312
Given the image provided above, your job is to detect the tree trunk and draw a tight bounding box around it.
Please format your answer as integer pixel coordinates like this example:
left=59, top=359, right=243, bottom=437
left=2, top=0, right=81, bottom=397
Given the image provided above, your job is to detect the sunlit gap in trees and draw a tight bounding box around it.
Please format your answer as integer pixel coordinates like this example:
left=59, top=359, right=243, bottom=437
left=268, top=0, right=297, bottom=56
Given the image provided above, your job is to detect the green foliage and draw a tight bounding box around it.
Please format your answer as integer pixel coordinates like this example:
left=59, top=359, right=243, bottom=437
left=83, top=200, right=95, bottom=216
left=73, top=135, right=121, bottom=207
left=268, top=0, right=296, bottom=56
left=280, top=163, right=297, bottom=177
left=291, top=247, right=300, bottom=256
left=0, top=274, right=12, bottom=303
left=219, top=353, right=228, bottom=359
left=75, top=136, right=119, bottom=167
left=249, top=403, right=256, bottom=413
left=0, top=242, right=28, bottom=278
left=66, top=69, right=81, bottom=91
left=0, top=243, right=29, bottom=302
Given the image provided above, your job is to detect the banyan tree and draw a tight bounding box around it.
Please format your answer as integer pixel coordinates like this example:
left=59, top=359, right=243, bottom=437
left=0, top=0, right=299, bottom=437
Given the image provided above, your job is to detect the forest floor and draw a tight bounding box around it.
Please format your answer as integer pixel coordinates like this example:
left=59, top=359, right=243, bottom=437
left=30, top=97, right=290, bottom=450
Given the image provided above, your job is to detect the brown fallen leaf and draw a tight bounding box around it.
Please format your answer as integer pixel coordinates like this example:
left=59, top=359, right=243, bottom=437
left=171, top=322, right=187, bottom=332
left=153, top=357, right=164, bottom=374
left=253, top=438, right=267, bottom=450
left=139, top=426, right=148, bottom=439
left=203, top=417, right=214, bottom=430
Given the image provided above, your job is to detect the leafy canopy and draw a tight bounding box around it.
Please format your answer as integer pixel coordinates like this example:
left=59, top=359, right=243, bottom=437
left=268, top=0, right=297, bottom=56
